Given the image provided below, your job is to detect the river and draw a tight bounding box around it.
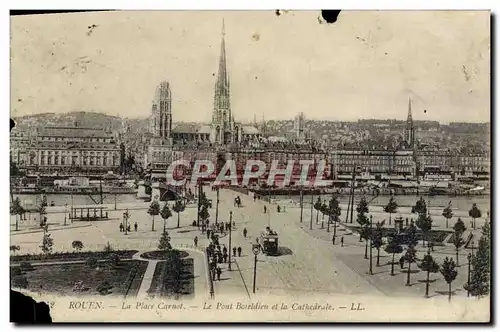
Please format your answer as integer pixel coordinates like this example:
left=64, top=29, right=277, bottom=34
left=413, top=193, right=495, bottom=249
left=13, top=193, right=140, bottom=208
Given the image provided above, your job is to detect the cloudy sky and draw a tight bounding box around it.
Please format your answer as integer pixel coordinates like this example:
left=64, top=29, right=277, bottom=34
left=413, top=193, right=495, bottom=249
left=10, top=10, right=490, bottom=123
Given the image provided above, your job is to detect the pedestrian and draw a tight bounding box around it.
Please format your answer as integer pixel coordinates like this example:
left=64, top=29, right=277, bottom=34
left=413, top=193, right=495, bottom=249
left=341, top=236, right=344, bottom=247
left=216, top=267, right=222, bottom=281
left=119, top=223, right=123, bottom=232
left=134, top=222, right=138, bottom=232
left=194, top=236, right=198, bottom=247
left=399, top=256, right=405, bottom=269
left=264, top=206, right=267, bottom=214
left=243, top=228, right=247, bottom=238
left=237, top=246, right=242, bottom=257
left=277, top=205, right=281, bottom=213
left=220, top=224, right=224, bottom=234
left=233, top=247, right=237, bottom=257
left=127, top=225, right=131, bottom=232
left=223, top=252, right=228, bottom=263
left=207, top=229, right=211, bottom=239
left=222, top=245, right=228, bottom=255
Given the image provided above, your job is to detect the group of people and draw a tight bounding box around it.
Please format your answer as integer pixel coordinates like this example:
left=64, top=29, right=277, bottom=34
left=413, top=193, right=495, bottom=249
left=119, top=222, right=137, bottom=232
left=206, top=241, right=243, bottom=282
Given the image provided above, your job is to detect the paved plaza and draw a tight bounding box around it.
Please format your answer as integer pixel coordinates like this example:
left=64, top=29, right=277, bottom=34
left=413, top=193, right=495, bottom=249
left=10, top=187, right=489, bottom=300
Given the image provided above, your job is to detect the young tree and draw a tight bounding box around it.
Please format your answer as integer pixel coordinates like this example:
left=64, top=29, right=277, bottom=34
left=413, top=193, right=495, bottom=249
left=440, top=257, right=458, bottom=302
left=412, top=197, right=427, bottom=216
left=158, top=230, right=172, bottom=251
left=416, top=213, right=433, bottom=247
left=72, top=240, right=84, bottom=252
left=385, top=233, right=403, bottom=276
left=320, top=201, right=328, bottom=229
left=314, top=197, right=322, bottom=225
left=464, top=222, right=490, bottom=297
left=442, top=202, right=453, bottom=229
left=372, top=222, right=384, bottom=266
left=40, top=230, right=54, bottom=255
left=160, top=203, right=173, bottom=232
left=468, top=203, right=482, bottom=230
left=383, top=196, right=398, bottom=225
left=452, top=231, right=465, bottom=267
left=38, top=204, right=47, bottom=228
left=10, top=198, right=24, bottom=231
left=418, top=250, right=440, bottom=297
left=356, top=196, right=369, bottom=242
left=172, top=199, right=185, bottom=228
left=148, top=200, right=160, bottom=231
left=10, top=245, right=20, bottom=255
left=403, top=244, right=418, bottom=286
left=329, top=195, right=342, bottom=242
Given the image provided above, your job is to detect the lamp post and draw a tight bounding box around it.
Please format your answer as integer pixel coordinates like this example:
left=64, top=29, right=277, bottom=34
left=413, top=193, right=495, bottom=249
left=252, top=244, right=261, bottom=294
left=123, top=209, right=129, bottom=235
left=309, top=193, right=314, bottom=230
left=467, top=253, right=472, bottom=297
left=64, top=204, right=68, bottom=226
left=369, top=215, right=373, bottom=275
left=215, top=188, right=220, bottom=224
left=228, top=211, right=233, bottom=271
left=299, top=187, right=304, bottom=224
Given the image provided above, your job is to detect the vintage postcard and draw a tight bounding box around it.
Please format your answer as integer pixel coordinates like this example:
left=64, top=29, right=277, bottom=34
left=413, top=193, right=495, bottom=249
left=9, top=10, right=490, bottom=323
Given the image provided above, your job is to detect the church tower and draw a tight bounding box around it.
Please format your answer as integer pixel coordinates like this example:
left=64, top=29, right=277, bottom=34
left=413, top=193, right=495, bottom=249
left=404, top=97, right=416, bottom=148
left=211, top=20, right=234, bottom=145
left=150, top=81, right=172, bottom=140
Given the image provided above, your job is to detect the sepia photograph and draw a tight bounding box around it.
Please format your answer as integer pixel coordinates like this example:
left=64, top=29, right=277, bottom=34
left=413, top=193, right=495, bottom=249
left=9, top=9, right=491, bottom=323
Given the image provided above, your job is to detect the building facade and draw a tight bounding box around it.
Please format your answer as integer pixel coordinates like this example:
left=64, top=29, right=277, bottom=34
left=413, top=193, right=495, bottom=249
left=20, top=126, right=120, bottom=176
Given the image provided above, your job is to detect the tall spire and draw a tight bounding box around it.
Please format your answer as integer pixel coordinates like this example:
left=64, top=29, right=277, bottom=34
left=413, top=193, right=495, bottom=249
left=217, top=19, right=228, bottom=89
left=407, top=96, right=413, bottom=121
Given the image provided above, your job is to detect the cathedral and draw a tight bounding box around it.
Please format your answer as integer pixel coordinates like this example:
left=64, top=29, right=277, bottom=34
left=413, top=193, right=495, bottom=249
left=404, top=97, right=416, bottom=149
left=148, top=20, right=261, bottom=147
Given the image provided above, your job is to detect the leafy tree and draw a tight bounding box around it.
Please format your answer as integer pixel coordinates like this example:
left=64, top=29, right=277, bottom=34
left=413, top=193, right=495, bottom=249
left=40, top=230, right=54, bottom=255
left=10, top=245, right=20, bottom=255
left=10, top=198, right=24, bottom=231
left=372, top=222, right=384, bottom=266
left=148, top=200, right=160, bottom=231
left=412, top=197, right=427, bottom=216
left=72, top=240, right=84, bottom=252
left=172, top=199, right=185, bottom=228
left=199, top=205, right=210, bottom=226
left=440, top=257, right=458, bottom=302
left=385, top=232, right=403, bottom=276
left=328, top=195, right=342, bottom=240
left=320, top=201, right=328, bottom=229
left=360, top=225, right=372, bottom=259
left=104, top=241, right=113, bottom=253
left=356, top=196, right=369, bottom=241
left=160, top=203, right=173, bottom=231
left=416, top=213, right=433, bottom=247
left=314, top=197, right=322, bottom=225
left=464, top=222, right=490, bottom=297
left=383, top=196, right=398, bottom=225
left=403, top=244, right=418, bottom=286
left=404, top=221, right=419, bottom=248
left=442, top=202, right=453, bottom=229
left=453, top=217, right=466, bottom=233
left=158, top=230, right=172, bottom=251
left=452, top=231, right=465, bottom=267
left=418, top=250, right=440, bottom=297
left=468, top=203, right=482, bottom=229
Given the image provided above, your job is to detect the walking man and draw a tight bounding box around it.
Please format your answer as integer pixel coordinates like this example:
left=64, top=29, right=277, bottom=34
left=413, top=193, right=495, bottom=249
left=243, top=228, right=248, bottom=238
left=216, top=267, right=222, bottom=281
left=264, top=206, right=267, bottom=214
left=194, top=236, right=198, bottom=247
left=341, top=236, right=344, bottom=247
left=134, top=222, right=138, bottom=232
left=237, top=246, right=242, bottom=257
left=232, top=247, right=237, bottom=257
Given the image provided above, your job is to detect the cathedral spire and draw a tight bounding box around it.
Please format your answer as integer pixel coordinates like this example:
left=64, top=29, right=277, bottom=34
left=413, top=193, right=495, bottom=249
left=217, top=19, right=228, bottom=89
left=407, top=97, right=413, bottom=122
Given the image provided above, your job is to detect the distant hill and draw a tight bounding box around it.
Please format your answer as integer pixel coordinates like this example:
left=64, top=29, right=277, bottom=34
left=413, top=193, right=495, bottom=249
left=12, top=112, right=149, bottom=133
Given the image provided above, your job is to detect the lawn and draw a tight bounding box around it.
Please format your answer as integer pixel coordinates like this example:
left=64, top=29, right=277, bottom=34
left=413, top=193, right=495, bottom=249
left=10, top=250, right=139, bottom=263
left=11, top=260, right=148, bottom=297
left=147, top=252, right=195, bottom=299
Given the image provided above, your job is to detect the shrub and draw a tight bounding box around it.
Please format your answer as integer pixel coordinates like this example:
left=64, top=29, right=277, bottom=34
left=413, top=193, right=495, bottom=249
left=86, top=256, right=98, bottom=268
left=11, top=266, right=22, bottom=276
left=12, top=275, right=28, bottom=289
left=97, top=281, right=113, bottom=295
left=19, top=262, right=34, bottom=271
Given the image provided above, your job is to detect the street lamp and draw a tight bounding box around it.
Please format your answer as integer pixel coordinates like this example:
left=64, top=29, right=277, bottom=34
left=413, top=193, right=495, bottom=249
left=252, top=244, right=261, bottom=294
left=228, top=211, right=233, bottom=271
left=467, top=253, right=472, bottom=297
